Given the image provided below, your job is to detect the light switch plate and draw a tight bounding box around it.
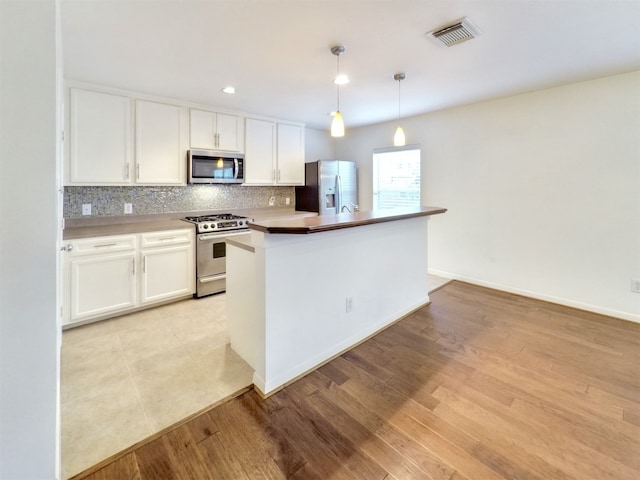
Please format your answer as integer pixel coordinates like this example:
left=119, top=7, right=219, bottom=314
left=124, top=203, right=133, bottom=214
left=82, top=204, right=91, bottom=216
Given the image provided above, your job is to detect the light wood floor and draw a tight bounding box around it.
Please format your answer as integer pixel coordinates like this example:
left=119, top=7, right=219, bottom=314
left=73, top=281, right=640, bottom=480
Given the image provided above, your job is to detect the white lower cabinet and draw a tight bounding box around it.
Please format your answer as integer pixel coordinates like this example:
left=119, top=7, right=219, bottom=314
left=63, top=229, right=195, bottom=326
left=139, top=230, right=195, bottom=305
left=68, top=250, right=137, bottom=322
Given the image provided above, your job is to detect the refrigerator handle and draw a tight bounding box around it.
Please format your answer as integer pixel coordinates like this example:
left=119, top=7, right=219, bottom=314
left=336, top=174, right=342, bottom=212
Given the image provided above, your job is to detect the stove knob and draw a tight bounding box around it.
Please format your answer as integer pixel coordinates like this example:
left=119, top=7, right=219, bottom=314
left=202, top=224, right=208, bottom=229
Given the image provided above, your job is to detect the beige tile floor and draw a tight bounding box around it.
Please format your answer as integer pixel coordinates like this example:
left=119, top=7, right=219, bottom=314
left=61, top=293, right=252, bottom=479
left=61, top=274, right=450, bottom=479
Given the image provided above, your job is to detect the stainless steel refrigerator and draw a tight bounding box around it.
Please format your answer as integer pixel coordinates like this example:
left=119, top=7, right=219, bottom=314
left=295, top=160, right=358, bottom=214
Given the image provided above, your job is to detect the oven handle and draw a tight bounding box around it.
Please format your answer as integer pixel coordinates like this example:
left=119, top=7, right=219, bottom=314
left=198, top=230, right=251, bottom=241
left=199, top=274, right=226, bottom=283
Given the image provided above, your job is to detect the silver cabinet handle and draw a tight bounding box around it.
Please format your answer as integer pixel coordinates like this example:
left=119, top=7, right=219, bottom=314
left=94, top=243, right=117, bottom=248
left=60, top=244, right=73, bottom=252
left=125, top=162, right=130, bottom=180
left=132, top=258, right=135, bottom=275
left=143, top=255, right=147, bottom=273
left=136, top=164, right=140, bottom=180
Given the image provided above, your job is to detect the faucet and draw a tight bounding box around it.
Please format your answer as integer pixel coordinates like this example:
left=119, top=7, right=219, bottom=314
left=341, top=202, right=359, bottom=213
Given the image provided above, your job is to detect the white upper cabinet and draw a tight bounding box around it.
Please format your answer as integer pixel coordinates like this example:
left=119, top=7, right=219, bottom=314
left=276, top=122, right=305, bottom=185
left=190, top=109, right=244, bottom=152
left=244, top=117, right=305, bottom=185
left=244, top=118, right=277, bottom=184
left=135, top=100, right=188, bottom=184
left=68, top=88, right=132, bottom=184
left=66, top=83, right=301, bottom=186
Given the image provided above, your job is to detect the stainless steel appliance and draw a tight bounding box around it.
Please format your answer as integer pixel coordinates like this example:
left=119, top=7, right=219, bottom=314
left=188, top=149, right=245, bottom=184
left=295, top=160, right=358, bottom=214
left=182, top=213, right=253, bottom=297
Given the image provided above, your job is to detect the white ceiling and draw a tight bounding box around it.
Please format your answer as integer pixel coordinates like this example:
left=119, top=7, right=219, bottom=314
left=60, top=0, right=640, bottom=130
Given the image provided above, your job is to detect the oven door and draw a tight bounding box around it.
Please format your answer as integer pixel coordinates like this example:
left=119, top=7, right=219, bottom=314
left=196, top=230, right=249, bottom=297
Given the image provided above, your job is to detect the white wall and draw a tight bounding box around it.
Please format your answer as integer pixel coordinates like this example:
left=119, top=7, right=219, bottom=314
left=336, top=72, right=640, bottom=322
left=0, top=1, right=60, bottom=478
left=304, top=127, right=334, bottom=162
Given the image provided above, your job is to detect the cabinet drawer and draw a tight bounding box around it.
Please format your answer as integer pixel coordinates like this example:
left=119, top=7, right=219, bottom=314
left=140, top=229, right=193, bottom=248
left=69, top=234, right=137, bottom=256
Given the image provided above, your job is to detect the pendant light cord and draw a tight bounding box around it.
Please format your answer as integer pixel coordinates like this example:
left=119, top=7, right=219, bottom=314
left=336, top=53, right=341, bottom=111
left=394, top=72, right=406, bottom=126
left=397, top=77, right=401, bottom=125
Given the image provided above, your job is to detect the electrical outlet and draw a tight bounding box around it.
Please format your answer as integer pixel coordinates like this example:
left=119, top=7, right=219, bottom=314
left=631, top=279, right=640, bottom=293
left=285, top=197, right=290, bottom=205
left=268, top=196, right=275, bottom=206
left=82, top=204, right=91, bottom=216
left=346, top=297, right=353, bottom=313
left=124, top=203, right=133, bottom=214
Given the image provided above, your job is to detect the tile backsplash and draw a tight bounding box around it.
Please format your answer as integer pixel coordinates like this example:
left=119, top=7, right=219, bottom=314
left=64, top=185, right=295, bottom=218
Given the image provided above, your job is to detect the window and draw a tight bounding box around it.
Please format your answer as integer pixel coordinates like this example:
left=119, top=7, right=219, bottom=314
left=372, top=146, right=421, bottom=209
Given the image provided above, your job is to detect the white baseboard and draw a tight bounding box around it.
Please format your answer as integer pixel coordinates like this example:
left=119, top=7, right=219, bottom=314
left=428, top=269, right=639, bottom=324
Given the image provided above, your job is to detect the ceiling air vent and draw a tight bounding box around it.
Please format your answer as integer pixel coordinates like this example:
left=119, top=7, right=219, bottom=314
left=426, top=17, right=482, bottom=47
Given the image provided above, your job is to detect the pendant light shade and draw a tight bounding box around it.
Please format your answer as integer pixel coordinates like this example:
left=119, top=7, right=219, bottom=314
left=330, top=45, right=346, bottom=137
left=394, top=125, right=406, bottom=146
left=331, top=111, right=345, bottom=137
left=393, top=73, right=406, bottom=146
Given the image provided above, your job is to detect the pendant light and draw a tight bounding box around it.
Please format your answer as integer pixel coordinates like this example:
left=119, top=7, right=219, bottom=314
left=393, top=73, right=406, bottom=146
left=330, top=45, right=346, bottom=137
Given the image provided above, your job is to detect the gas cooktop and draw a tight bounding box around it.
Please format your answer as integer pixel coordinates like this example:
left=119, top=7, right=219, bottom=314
left=182, top=213, right=253, bottom=234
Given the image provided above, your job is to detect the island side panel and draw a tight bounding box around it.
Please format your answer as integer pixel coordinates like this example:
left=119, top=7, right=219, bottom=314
left=226, top=242, right=266, bottom=389
left=259, top=216, right=430, bottom=394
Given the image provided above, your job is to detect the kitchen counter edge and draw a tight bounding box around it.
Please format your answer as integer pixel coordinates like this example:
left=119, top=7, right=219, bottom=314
left=249, top=206, right=447, bottom=234
left=63, top=208, right=316, bottom=240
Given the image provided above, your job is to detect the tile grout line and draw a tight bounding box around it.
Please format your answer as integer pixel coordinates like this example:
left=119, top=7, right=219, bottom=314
left=115, top=328, right=156, bottom=439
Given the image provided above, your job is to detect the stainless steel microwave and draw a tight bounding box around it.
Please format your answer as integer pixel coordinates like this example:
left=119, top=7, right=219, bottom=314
left=188, top=149, right=244, bottom=184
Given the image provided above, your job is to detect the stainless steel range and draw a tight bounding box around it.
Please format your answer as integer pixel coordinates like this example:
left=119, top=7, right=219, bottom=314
left=182, top=213, right=253, bottom=297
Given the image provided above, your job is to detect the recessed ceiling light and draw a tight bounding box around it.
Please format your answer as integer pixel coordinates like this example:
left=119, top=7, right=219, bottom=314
left=221, top=86, right=236, bottom=94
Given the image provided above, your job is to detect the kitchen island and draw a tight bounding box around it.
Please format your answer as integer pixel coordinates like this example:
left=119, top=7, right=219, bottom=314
left=226, top=206, right=446, bottom=396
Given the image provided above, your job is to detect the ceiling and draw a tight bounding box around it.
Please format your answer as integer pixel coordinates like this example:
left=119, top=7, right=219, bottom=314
left=60, top=0, right=640, bottom=131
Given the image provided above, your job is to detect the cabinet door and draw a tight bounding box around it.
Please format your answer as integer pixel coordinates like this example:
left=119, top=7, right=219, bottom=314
left=136, top=100, right=188, bottom=184
left=189, top=109, right=216, bottom=150
left=140, top=244, right=194, bottom=304
left=276, top=122, right=305, bottom=185
left=67, top=252, right=137, bottom=323
left=69, top=88, right=132, bottom=184
left=244, top=118, right=276, bottom=184
left=216, top=112, right=243, bottom=152
left=190, top=109, right=243, bottom=152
